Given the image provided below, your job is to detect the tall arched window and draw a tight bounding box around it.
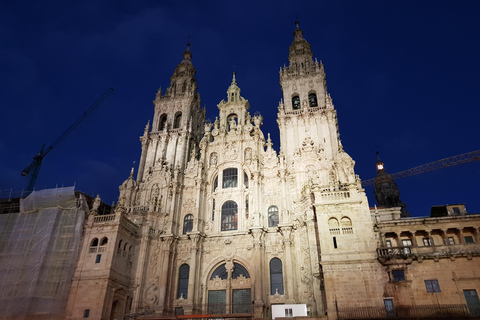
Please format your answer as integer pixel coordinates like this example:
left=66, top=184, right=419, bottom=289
left=308, top=93, right=318, bottom=107
left=292, top=95, right=300, bottom=110
left=221, top=201, right=238, bottom=231
left=244, top=171, right=249, bottom=188
left=174, top=112, right=182, bottom=129
left=177, top=264, right=190, bottom=299
left=159, top=114, right=167, bottom=131
left=270, top=258, right=284, bottom=295
left=268, top=206, right=279, bottom=227
left=183, top=214, right=194, bottom=234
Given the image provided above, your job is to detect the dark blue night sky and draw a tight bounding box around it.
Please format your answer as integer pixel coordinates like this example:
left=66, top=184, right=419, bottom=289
left=1, top=1, right=479, bottom=216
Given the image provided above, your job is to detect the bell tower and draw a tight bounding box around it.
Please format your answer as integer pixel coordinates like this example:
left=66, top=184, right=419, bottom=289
left=137, top=43, right=205, bottom=182
left=277, top=22, right=339, bottom=164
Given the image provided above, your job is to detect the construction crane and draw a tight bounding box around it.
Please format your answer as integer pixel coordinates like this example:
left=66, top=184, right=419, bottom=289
left=21, top=88, right=115, bottom=193
left=361, top=150, right=480, bottom=187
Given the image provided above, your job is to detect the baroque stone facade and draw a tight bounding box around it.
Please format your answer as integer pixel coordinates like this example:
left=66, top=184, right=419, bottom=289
left=64, top=24, right=480, bottom=320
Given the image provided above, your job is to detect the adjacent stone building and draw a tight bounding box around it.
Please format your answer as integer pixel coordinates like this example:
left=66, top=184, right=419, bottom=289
left=61, top=24, right=480, bottom=320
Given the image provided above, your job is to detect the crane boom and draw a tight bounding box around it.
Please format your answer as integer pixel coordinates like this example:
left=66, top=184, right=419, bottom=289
left=361, top=150, right=480, bottom=187
left=21, top=88, right=114, bottom=193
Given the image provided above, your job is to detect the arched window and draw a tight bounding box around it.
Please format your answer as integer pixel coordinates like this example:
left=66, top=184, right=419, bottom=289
left=100, top=237, right=108, bottom=246
left=118, top=240, right=122, bottom=250
left=328, top=218, right=340, bottom=235
left=308, top=93, right=318, bottom=107
left=211, top=264, right=228, bottom=280
left=244, top=171, right=249, bottom=188
left=177, top=264, right=190, bottom=299
left=222, top=168, right=238, bottom=188
left=174, top=112, right=182, bottom=129
left=221, top=201, right=238, bottom=231
left=270, top=258, right=284, bottom=295
left=268, top=206, right=279, bottom=227
left=232, top=262, right=250, bottom=279
left=341, top=217, right=353, bottom=234
left=183, top=214, right=194, bottom=234
left=292, top=95, right=300, bottom=110
left=159, top=114, right=167, bottom=131
left=90, top=238, right=99, bottom=247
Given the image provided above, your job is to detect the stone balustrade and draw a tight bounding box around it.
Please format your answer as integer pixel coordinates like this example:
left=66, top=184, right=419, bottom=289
left=377, top=242, right=480, bottom=262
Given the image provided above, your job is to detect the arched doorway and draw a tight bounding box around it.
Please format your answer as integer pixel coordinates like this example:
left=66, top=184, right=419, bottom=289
left=207, top=261, right=252, bottom=315
left=110, top=300, right=121, bottom=320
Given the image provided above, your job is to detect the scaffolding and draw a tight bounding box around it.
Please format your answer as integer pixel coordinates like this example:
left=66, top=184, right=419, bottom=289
left=0, top=187, right=87, bottom=320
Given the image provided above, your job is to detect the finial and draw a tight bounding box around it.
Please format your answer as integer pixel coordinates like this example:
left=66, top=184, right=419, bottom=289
left=130, top=161, right=136, bottom=176
left=376, top=151, right=385, bottom=171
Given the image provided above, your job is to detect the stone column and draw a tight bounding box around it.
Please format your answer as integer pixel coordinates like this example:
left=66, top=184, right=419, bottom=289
left=131, top=224, right=151, bottom=312
left=187, top=233, right=202, bottom=313
left=158, top=237, right=175, bottom=313
left=280, top=226, right=296, bottom=303
left=225, top=260, right=234, bottom=314
left=250, top=227, right=265, bottom=318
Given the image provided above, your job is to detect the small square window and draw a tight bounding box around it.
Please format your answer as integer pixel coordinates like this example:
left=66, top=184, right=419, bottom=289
left=95, top=254, right=101, bottom=263
left=392, top=270, right=405, bottom=282
left=452, top=207, right=461, bottom=214
left=425, top=280, right=440, bottom=293
left=465, top=236, right=474, bottom=244
left=83, top=309, right=90, bottom=318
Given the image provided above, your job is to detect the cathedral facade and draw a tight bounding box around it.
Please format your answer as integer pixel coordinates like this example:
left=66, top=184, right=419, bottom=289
left=62, top=24, right=480, bottom=320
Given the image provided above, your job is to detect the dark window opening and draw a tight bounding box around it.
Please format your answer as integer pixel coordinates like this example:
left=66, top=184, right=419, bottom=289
left=292, top=96, right=300, bottom=110
left=221, top=201, right=238, bottom=231
left=270, top=258, right=284, bottom=295
left=232, top=262, right=250, bottom=279
left=90, top=238, right=99, bottom=247
left=392, top=270, right=405, bottom=281
left=83, top=309, right=90, bottom=318
left=222, top=168, right=238, bottom=188
left=425, top=280, right=440, bottom=292
left=174, top=113, right=182, bottom=129
left=308, top=93, right=318, bottom=107
left=213, top=176, right=218, bottom=191
left=177, top=264, right=190, bottom=299
left=159, top=114, right=167, bottom=131
left=268, top=206, right=279, bottom=227
left=95, top=254, right=101, bottom=263
left=183, top=214, right=193, bottom=234
left=333, top=236, right=337, bottom=249
left=211, top=264, right=228, bottom=280
left=465, top=236, right=474, bottom=244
